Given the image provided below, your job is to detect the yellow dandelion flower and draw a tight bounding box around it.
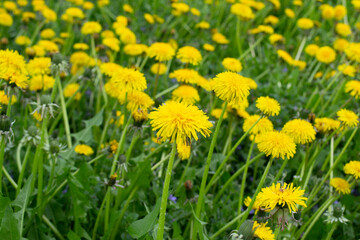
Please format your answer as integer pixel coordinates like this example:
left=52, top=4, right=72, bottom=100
left=132, top=109, right=148, bottom=123
left=74, top=43, right=89, bottom=50
left=74, top=144, right=94, bottom=156
left=256, top=96, right=280, bottom=116
left=297, top=18, right=314, bottom=29
left=176, top=46, right=202, bottom=66
left=345, top=42, right=360, bottom=62
left=32, top=111, right=42, bottom=122
left=243, top=114, right=273, bottom=136
left=150, top=63, right=167, bottom=75
left=81, top=21, right=102, bottom=35
left=222, top=58, right=242, bottom=72
left=314, top=117, right=340, bottom=133
left=40, top=28, right=56, bottom=39
left=282, top=119, right=316, bottom=144
left=126, top=91, right=154, bottom=112
left=335, top=23, right=352, bottom=37
left=256, top=131, right=296, bottom=159
left=253, top=221, right=275, bottom=240
left=305, top=44, right=319, bottom=56
left=123, top=4, right=134, bottom=13
left=330, top=178, right=351, bottom=194
left=316, top=46, right=336, bottom=64
left=269, top=34, right=284, bottom=45
left=285, top=8, right=295, bottom=18
left=345, top=80, right=360, bottom=98
left=196, top=76, right=212, bottom=91
left=196, top=21, right=210, bottom=29
left=0, top=90, right=17, bottom=105
left=338, top=64, right=356, bottom=77
left=336, top=109, right=359, bottom=128
left=244, top=196, right=262, bottom=212
left=29, top=75, right=55, bottom=91
left=110, top=68, right=147, bottom=92
left=277, top=49, right=293, bottom=64
left=148, top=101, right=212, bottom=146
left=237, top=109, right=250, bottom=119
left=169, top=68, right=200, bottom=84
left=257, top=183, right=307, bottom=213
left=211, top=108, right=228, bottom=119
left=172, top=85, right=200, bottom=105
left=0, top=49, right=28, bottom=89
left=212, top=32, right=229, bottom=44
left=144, top=13, right=155, bottom=24
left=177, top=141, right=191, bottom=160
left=124, top=43, right=147, bottom=56
left=15, top=35, right=30, bottom=46
left=64, top=83, right=81, bottom=100
left=334, top=5, right=347, bottom=20
left=230, top=3, right=254, bottom=21
left=27, top=57, right=51, bottom=76
left=212, top=72, right=250, bottom=106
left=102, top=37, right=120, bottom=52
left=203, top=43, right=215, bottom=52
left=100, top=62, right=123, bottom=77
left=321, top=4, right=335, bottom=20
left=147, top=42, right=175, bottom=62
left=344, top=161, right=360, bottom=179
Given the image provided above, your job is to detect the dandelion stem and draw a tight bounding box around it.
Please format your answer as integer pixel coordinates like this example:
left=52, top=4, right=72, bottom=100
left=0, top=136, right=6, bottom=193
left=57, top=76, right=72, bottom=148
left=2, top=166, right=17, bottom=189
left=273, top=157, right=289, bottom=184
left=238, top=157, right=274, bottom=226
left=193, top=101, right=228, bottom=239
left=16, top=145, right=31, bottom=196
left=205, top=116, right=262, bottom=193
left=157, top=141, right=177, bottom=240
left=237, top=139, right=255, bottom=217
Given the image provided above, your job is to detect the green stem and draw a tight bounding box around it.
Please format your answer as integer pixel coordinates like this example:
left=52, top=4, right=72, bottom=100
left=16, top=145, right=31, bottom=196
left=325, top=223, right=338, bottom=240
left=57, top=76, right=72, bottom=148
left=205, top=116, right=262, bottom=193
left=237, top=139, right=255, bottom=217
left=0, top=136, right=6, bottom=193
left=2, top=166, right=17, bottom=189
left=37, top=115, right=49, bottom=212
left=239, top=157, right=274, bottom=226
left=210, top=212, right=246, bottom=240
left=192, top=101, right=228, bottom=239
left=273, top=157, right=289, bottom=184
left=42, top=215, right=66, bottom=240
left=156, top=141, right=177, bottom=240
left=92, top=190, right=109, bottom=240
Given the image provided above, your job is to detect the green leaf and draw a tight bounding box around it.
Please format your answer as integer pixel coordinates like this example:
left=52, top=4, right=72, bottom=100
left=12, top=175, right=33, bottom=235
left=128, top=198, right=161, bottom=239
left=0, top=196, right=10, bottom=219
left=0, top=206, right=21, bottom=240
left=67, top=231, right=81, bottom=240
left=71, top=109, right=104, bottom=143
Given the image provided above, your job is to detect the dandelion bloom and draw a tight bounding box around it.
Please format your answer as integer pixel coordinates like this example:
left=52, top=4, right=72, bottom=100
left=243, top=114, right=273, bottom=137
left=253, top=221, right=275, bottom=240
left=256, top=96, right=280, bottom=116
left=305, top=44, right=319, bottom=56
left=344, top=161, right=360, bottom=179
left=244, top=196, right=262, bottom=212
left=169, top=69, right=200, bottom=84
left=256, top=131, right=296, bottom=159
left=212, top=72, right=250, bottom=106
left=81, top=21, right=102, bottom=35
left=211, top=109, right=228, bottom=119
left=344, top=43, right=360, bottom=62
left=212, top=32, right=229, bottom=44
left=111, top=68, right=147, bottom=92
left=0, top=49, right=28, bottom=89
left=124, top=43, right=147, bottom=56
left=172, top=85, right=200, bottom=105
left=269, top=34, right=284, bottom=45
left=75, top=144, right=94, bottom=156
left=321, top=4, right=335, bottom=19
left=345, top=80, right=360, bottom=98
left=203, top=43, right=215, bottom=52
left=147, top=42, right=175, bottom=62
left=29, top=75, right=55, bottom=91
left=126, top=91, right=154, bottom=112
left=316, top=46, right=336, bottom=64
left=330, top=178, right=351, bottom=194
left=314, top=118, right=340, bottom=133
left=230, top=3, right=254, bottom=21
left=222, top=58, right=242, bottom=72
left=177, top=142, right=191, bottom=160
left=0, top=91, right=17, bottom=105
left=100, top=62, right=123, bottom=77
left=27, top=57, right=51, bottom=76
left=148, top=101, right=212, bottom=146
left=297, top=18, right=314, bottom=29
left=257, top=183, right=307, bottom=213
left=334, top=5, right=347, bottom=20
left=336, top=109, right=359, bottom=128
left=282, top=119, right=316, bottom=144
left=285, top=8, right=295, bottom=18
left=338, top=64, right=356, bottom=77
left=335, top=23, right=352, bottom=37
left=176, top=46, right=202, bottom=65
left=64, top=83, right=81, bottom=100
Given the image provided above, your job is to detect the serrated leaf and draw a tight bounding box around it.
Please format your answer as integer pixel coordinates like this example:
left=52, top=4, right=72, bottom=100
left=128, top=198, right=161, bottom=239
left=71, top=109, right=104, bottom=143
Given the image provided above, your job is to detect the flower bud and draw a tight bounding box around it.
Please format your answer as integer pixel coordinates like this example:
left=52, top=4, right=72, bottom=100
left=40, top=95, right=52, bottom=105
left=237, top=220, right=254, bottom=240
left=0, top=115, right=11, bottom=133
left=333, top=203, right=343, bottom=218
left=27, top=126, right=39, bottom=137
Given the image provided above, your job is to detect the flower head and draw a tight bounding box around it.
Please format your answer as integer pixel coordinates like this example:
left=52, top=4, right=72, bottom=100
left=81, top=21, right=102, bottom=35
left=316, top=46, right=336, bottom=64
left=345, top=80, right=360, bottom=98
left=111, top=68, right=147, bottom=93
left=253, top=221, right=275, bottom=240
left=74, top=144, right=94, bottom=156
left=126, top=91, right=154, bottom=112
left=172, top=85, right=200, bottom=105
left=243, top=115, right=273, bottom=137
left=256, top=131, right=296, bottom=159
left=176, top=46, right=202, bottom=65
left=344, top=161, right=360, bottom=179
left=330, top=178, right=351, bottom=194
left=256, top=96, right=280, bottom=116
left=149, top=101, right=212, bottom=146
left=212, top=72, right=250, bottom=106
left=282, top=119, right=316, bottom=144
left=27, top=57, right=51, bottom=76
left=0, top=49, right=28, bottom=89
left=147, top=42, right=175, bottom=62
left=297, top=18, right=314, bottom=29
left=177, top=141, right=191, bottom=160
left=257, top=183, right=307, bottom=213
left=314, top=117, right=340, bottom=133
left=222, top=58, right=242, bottom=72
left=336, top=109, right=359, bottom=128
left=169, top=69, right=200, bottom=84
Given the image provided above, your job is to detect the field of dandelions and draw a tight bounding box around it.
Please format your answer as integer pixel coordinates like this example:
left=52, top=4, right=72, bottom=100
left=0, top=0, right=360, bottom=239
